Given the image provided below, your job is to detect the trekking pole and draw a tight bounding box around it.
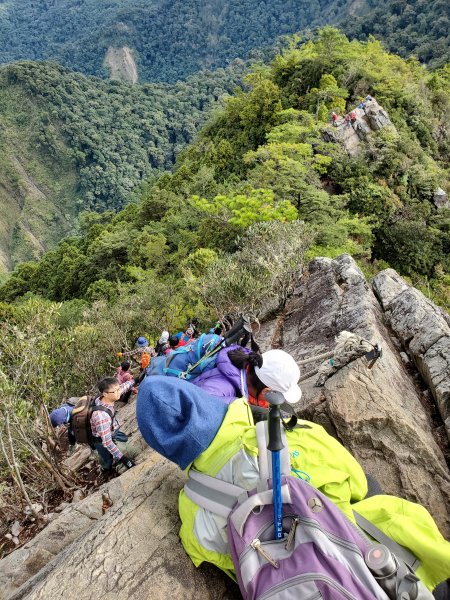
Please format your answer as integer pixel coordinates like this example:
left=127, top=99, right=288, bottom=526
left=265, top=390, right=286, bottom=541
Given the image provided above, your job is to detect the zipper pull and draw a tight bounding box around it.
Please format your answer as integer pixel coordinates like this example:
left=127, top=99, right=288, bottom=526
left=285, top=516, right=300, bottom=550
left=250, top=539, right=279, bottom=569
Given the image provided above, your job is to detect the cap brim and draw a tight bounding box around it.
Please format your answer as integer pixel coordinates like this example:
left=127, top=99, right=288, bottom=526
left=282, top=384, right=302, bottom=405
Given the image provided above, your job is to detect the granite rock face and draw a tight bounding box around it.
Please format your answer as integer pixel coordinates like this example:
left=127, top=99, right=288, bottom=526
left=323, top=99, right=393, bottom=156
left=373, top=268, right=450, bottom=441
left=266, top=255, right=450, bottom=536
left=9, top=457, right=240, bottom=600
left=433, top=187, right=449, bottom=209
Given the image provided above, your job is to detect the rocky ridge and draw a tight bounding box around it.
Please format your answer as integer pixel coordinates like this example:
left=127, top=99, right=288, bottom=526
left=1, top=255, right=449, bottom=600
left=323, top=98, right=392, bottom=156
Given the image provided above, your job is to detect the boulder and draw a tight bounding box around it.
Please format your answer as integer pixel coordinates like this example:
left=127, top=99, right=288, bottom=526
left=433, top=187, right=450, bottom=209
left=9, top=456, right=239, bottom=600
left=0, top=460, right=154, bottom=600
left=364, top=99, right=391, bottom=130
left=322, top=99, right=394, bottom=156
left=373, top=268, right=450, bottom=440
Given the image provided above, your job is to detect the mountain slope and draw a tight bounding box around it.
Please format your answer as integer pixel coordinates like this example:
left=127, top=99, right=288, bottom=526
left=0, top=0, right=448, bottom=85
left=0, top=84, right=80, bottom=272
left=2, top=30, right=448, bottom=307
left=0, top=60, right=245, bottom=271
left=341, top=0, right=450, bottom=69
left=0, top=0, right=337, bottom=82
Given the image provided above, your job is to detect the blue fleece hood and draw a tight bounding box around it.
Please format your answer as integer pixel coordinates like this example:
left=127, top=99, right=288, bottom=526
left=136, top=376, right=228, bottom=470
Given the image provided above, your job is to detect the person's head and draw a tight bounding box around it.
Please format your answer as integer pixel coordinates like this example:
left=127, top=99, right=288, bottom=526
left=120, top=361, right=131, bottom=371
left=213, top=320, right=223, bottom=335
left=50, top=407, right=69, bottom=427
left=159, top=330, right=170, bottom=344
left=228, top=348, right=301, bottom=405
left=169, top=335, right=179, bottom=348
left=98, top=377, right=121, bottom=403
left=137, top=336, right=148, bottom=348
left=185, top=327, right=194, bottom=337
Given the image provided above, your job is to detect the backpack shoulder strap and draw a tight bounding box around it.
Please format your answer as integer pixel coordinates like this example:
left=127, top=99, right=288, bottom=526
left=184, top=423, right=292, bottom=519
left=353, top=510, right=420, bottom=571
left=91, top=403, right=115, bottom=430
left=184, top=469, right=248, bottom=518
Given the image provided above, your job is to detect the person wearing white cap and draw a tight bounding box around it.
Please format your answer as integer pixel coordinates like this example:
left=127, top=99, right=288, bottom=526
left=191, top=346, right=302, bottom=420
left=155, top=330, right=170, bottom=356
left=136, top=355, right=449, bottom=592
left=253, top=348, right=302, bottom=404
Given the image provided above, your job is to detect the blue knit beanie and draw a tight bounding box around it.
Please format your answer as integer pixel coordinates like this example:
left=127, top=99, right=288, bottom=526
left=136, top=376, right=228, bottom=470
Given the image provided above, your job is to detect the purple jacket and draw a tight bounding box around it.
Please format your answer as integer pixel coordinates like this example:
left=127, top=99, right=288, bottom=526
left=192, top=345, right=250, bottom=404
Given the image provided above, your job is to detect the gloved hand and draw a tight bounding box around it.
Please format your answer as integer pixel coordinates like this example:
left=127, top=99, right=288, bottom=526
left=119, top=455, right=135, bottom=469
left=133, top=370, right=146, bottom=386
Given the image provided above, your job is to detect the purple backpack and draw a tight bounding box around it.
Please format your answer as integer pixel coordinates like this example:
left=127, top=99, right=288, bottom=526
left=185, top=422, right=428, bottom=600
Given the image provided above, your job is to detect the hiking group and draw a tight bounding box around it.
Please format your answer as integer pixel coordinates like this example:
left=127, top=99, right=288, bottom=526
left=49, top=315, right=450, bottom=599
left=331, top=94, right=373, bottom=128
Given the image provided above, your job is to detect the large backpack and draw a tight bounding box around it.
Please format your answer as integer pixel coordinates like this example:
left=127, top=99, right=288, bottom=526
left=70, top=396, right=114, bottom=448
left=185, top=422, right=430, bottom=600
left=162, top=333, right=222, bottom=380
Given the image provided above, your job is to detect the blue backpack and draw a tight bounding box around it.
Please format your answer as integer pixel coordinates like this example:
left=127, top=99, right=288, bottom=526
left=146, top=334, right=222, bottom=380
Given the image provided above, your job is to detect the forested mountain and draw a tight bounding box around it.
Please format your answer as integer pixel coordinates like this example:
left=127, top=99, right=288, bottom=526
left=1, top=29, right=448, bottom=309
left=342, top=0, right=450, bottom=69
left=0, top=30, right=449, bottom=541
left=0, top=0, right=448, bottom=84
left=0, top=60, right=244, bottom=271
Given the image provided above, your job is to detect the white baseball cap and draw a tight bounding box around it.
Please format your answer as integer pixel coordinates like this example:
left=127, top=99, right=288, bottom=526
left=255, top=349, right=302, bottom=405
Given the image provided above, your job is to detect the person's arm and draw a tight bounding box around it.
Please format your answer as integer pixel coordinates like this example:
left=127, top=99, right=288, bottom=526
left=119, top=379, right=134, bottom=396
left=118, top=348, right=140, bottom=358
left=91, top=411, right=123, bottom=461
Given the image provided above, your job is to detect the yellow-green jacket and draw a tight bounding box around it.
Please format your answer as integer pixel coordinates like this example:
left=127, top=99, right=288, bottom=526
left=179, top=398, right=450, bottom=591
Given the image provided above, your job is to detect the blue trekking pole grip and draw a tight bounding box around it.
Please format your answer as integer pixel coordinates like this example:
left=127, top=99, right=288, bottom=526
left=266, top=390, right=285, bottom=541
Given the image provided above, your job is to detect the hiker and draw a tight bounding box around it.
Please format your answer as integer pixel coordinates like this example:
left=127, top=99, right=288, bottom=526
left=118, top=336, right=155, bottom=370
left=366, top=94, right=373, bottom=101
left=192, top=344, right=289, bottom=421
left=331, top=111, right=339, bottom=126
left=49, top=397, right=78, bottom=451
left=154, top=330, right=170, bottom=356
left=136, top=371, right=450, bottom=599
left=209, top=320, right=222, bottom=334
left=91, top=377, right=136, bottom=473
left=175, top=327, right=195, bottom=347
left=166, top=334, right=180, bottom=354
left=358, top=101, right=366, bottom=112
left=189, top=318, right=201, bottom=338
left=350, top=110, right=357, bottom=124
left=115, top=360, right=137, bottom=402
left=344, top=113, right=351, bottom=128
